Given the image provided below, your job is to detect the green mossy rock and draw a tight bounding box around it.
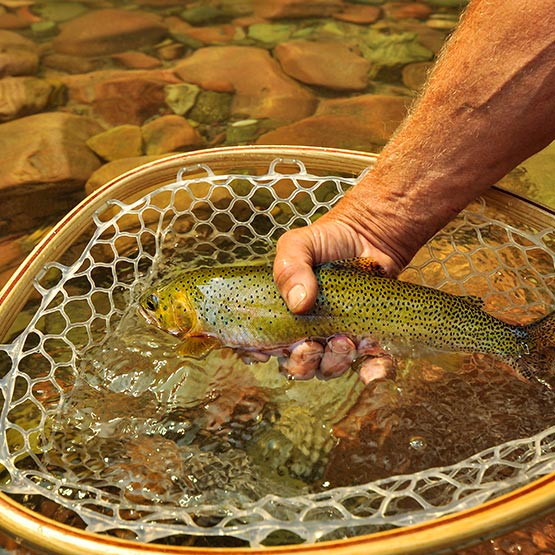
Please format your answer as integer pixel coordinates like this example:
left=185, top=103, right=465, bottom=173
left=188, top=91, right=232, bottom=124
left=359, top=29, right=433, bottom=69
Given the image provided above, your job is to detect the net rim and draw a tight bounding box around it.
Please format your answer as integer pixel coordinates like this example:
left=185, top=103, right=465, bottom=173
left=1, top=145, right=555, bottom=555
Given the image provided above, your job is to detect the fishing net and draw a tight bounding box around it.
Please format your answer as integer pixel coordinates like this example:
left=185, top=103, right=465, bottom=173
left=1, top=158, right=555, bottom=548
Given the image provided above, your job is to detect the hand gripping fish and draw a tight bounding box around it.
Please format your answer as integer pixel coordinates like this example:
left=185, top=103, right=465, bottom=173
left=139, top=258, right=555, bottom=384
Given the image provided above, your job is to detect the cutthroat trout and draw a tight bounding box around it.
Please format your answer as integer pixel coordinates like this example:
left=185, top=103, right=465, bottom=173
left=139, top=258, right=555, bottom=381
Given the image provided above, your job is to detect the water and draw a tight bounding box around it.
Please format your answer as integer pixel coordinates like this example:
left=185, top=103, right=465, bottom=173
left=2, top=0, right=555, bottom=553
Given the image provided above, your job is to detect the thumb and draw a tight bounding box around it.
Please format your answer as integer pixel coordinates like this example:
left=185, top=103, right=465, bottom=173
left=273, top=228, right=319, bottom=314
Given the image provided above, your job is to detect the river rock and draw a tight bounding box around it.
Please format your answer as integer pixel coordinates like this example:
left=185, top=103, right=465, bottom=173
left=402, top=60, right=432, bottom=90
left=41, top=52, right=101, bottom=74
left=52, top=9, right=168, bottom=57
left=257, top=94, right=408, bottom=150
left=61, top=68, right=181, bottom=125
left=86, top=124, right=143, bottom=161
left=275, top=40, right=370, bottom=91
left=32, top=2, right=88, bottom=23
left=174, top=46, right=317, bottom=122
left=0, top=12, right=29, bottom=29
left=0, top=112, right=102, bottom=190
left=141, top=114, right=203, bottom=155
left=188, top=90, right=232, bottom=123
left=333, top=4, right=381, bottom=24
left=0, top=76, right=53, bottom=121
left=0, top=30, right=38, bottom=76
left=165, top=82, right=199, bottom=115
left=383, top=2, right=433, bottom=20
left=111, top=51, right=162, bottom=69
left=253, top=0, right=344, bottom=19
left=177, top=23, right=240, bottom=45
left=85, top=154, right=170, bottom=195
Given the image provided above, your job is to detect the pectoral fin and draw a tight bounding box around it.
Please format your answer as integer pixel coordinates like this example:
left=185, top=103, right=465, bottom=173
left=177, top=335, right=222, bottom=358
left=325, top=257, right=387, bottom=276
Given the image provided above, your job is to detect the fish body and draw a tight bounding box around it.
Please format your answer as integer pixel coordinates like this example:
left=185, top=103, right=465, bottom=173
left=139, top=258, right=555, bottom=381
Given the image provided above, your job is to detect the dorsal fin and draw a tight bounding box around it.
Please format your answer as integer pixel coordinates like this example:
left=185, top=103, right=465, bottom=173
left=324, top=257, right=387, bottom=276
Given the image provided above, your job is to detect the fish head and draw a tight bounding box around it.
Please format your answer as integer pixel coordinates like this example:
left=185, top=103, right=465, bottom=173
left=139, top=287, right=195, bottom=337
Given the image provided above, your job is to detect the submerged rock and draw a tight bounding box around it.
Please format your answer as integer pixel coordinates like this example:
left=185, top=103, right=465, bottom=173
left=32, top=2, right=88, bottom=23
left=402, top=60, right=433, bottom=90
left=0, top=111, right=101, bottom=234
left=141, top=114, right=204, bottom=155
left=177, top=23, right=240, bottom=45
left=174, top=46, right=317, bottom=122
left=41, top=52, right=101, bottom=74
left=383, top=2, right=433, bottom=20
left=164, top=83, right=200, bottom=116
left=359, top=28, right=434, bottom=68
left=85, top=154, right=170, bottom=195
left=188, top=90, right=232, bottom=124
left=275, top=39, right=370, bottom=91
left=247, top=22, right=293, bottom=47
left=333, top=4, right=381, bottom=24
left=0, top=76, right=53, bottom=122
left=0, top=12, right=30, bottom=30
left=52, top=8, right=168, bottom=56
left=253, top=0, right=343, bottom=19
left=86, top=125, right=144, bottom=161
left=0, top=29, right=39, bottom=76
left=61, top=69, right=180, bottom=125
left=111, top=51, right=163, bottom=70
left=0, top=112, right=102, bottom=190
left=257, top=94, right=408, bottom=151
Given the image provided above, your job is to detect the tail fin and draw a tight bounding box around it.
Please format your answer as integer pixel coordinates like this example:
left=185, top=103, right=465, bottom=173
left=516, top=311, right=555, bottom=389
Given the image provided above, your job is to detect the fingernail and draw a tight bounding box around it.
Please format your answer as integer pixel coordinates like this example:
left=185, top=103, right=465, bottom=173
left=287, top=283, right=306, bottom=311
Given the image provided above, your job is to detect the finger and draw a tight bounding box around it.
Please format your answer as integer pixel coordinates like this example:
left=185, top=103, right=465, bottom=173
left=278, top=340, right=323, bottom=380
left=357, top=356, right=395, bottom=385
left=318, top=336, right=357, bottom=380
left=273, top=228, right=319, bottom=314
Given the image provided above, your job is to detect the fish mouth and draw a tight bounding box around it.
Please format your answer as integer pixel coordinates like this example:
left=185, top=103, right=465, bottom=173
left=137, top=304, right=155, bottom=325
left=137, top=305, right=183, bottom=337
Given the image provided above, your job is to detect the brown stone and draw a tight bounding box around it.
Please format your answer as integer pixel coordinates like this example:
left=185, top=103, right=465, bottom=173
left=253, top=0, right=344, bottom=19
left=0, top=112, right=102, bottom=191
left=52, top=9, right=168, bottom=57
left=176, top=23, right=240, bottom=45
left=86, top=125, right=144, bottom=161
left=275, top=40, right=370, bottom=91
left=174, top=46, right=317, bottom=122
left=0, top=29, right=38, bottom=76
left=157, top=42, right=185, bottom=61
left=61, top=68, right=181, bottom=126
left=85, top=154, right=170, bottom=195
left=164, top=15, right=192, bottom=36
left=41, top=53, right=101, bottom=74
left=0, top=12, right=29, bottom=30
left=400, top=22, right=447, bottom=53
left=111, top=51, right=163, bottom=69
left=141, top=114, right=204, bottom=155
left=333, top=5, right=381, bottom=24
left=0, top=76, right=53, bottom=122
left=257, top=94, right=409, bottom=150
left=402, top=61, right=433, bottom=90
left=383, top=2, right=433, bottom=20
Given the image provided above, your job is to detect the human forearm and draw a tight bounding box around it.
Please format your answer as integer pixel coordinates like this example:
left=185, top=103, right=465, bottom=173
left=331, top=0, right=555, bottom=268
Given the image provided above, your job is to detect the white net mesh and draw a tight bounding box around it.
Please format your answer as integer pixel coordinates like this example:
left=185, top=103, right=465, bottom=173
left=1, top=158, right=555, bottom=548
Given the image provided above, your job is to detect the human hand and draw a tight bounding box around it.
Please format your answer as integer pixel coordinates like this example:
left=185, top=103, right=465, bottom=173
left=276, top=336, right=395, bottom=384
left=272, top=183, right=416, bottom=382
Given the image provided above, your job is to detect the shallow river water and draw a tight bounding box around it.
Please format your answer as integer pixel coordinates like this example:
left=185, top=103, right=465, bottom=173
left=1, top=1, right=555, bottom=554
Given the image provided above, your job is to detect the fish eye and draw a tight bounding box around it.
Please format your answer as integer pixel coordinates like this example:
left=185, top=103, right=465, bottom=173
left=144, top=294, right=159, bottom=312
